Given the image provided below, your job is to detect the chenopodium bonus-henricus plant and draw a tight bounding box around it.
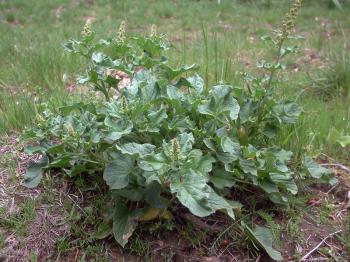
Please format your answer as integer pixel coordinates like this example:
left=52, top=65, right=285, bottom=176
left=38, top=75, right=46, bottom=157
left=24, top=7, right=336, bottom=249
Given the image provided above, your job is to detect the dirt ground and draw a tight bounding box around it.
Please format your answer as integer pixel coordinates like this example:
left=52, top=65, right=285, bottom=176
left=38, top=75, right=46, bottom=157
left=0, top=135, right=349, bottom=261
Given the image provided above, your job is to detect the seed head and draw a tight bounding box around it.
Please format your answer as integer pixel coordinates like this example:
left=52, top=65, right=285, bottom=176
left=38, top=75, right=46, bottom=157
left=67, top=125, right=76, bottom=136
left=36, top=114, right=45, bottom=123
left=277, top=0, right=303, bottom=46
left=150, top=24, right=157, bottom=38
left=81, top=19, right=92, bottom=37
left=116, top=20, right=126, bottom=44
left=171, top=138, right=180, bottom=160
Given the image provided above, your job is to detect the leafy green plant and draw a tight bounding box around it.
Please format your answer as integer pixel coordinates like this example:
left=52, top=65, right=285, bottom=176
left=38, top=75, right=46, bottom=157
left=23, top=2, right=336, bottom=259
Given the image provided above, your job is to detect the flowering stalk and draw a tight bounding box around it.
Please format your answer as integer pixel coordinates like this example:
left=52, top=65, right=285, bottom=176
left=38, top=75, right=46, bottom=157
left=150, top=24, right=157, bottom=38
left=171, top=138, right=180, bottom=162
left=81, top=19, right=92, bottom=37
left=115, top=20, right=126, bottom=44
left=267, top=0, right=303, bottom=89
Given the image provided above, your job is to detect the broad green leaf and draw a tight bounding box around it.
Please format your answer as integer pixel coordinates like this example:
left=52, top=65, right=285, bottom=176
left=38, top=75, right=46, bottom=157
left=77, top=75, right=90, bottom=84
left=186, top=73, right=204, bottom=94
left=45, top=144, right=65, bottom=154
left=327, top=128, right=350, bottom=147
left=139, top=153, right=167, bottom=172
left=206, top=189, right=235, bottom=219
left=216, top=126, right=229, bottom=138
left=259, top=181, right=280, bottom=194
left=117, top=143, right=156, bottom=157
left=227, top=200, right=243, bottom=211
left=63, top=39, right=80, bottom=53
left=239, top=158, right=257, bottom=176
left=134, top=36, right=169, bottom=58
left=304, top=157, right=329, bottom=179
left=178, top=132, right=195, bottom=154
left=166, top=85, right=185, bottom=101
left=217, top=150, right=238, bottom=164
left=198, top=99, right=216, bottom=116
left=168, top=116, right=195, bottom=132
left=243, top=144, right=259, bottom=158
left=113, top=203, right=138, bottom=247
left=304, top=157, right=337, bottom=185
left=239, top=100, right=257, bottom=123
left=104, top=118, right=133, bottom=142
left=280, top=46, right=299, bottom=58
left=170, top=170, right=235, bottom=218
left=198, top=85, right=240, bottom=120
left=273, top=102, right=301, bottom=124
left=263, top=123, right=278, bottom=139
left=67, top=164, right=86, bottom=177
left=103, top=152, right=134, bottom=190
left=196, top=153, right=216, bottom=174
left=210, top=169, right=236, bottom=189
left=170, top=170, right=212, bottom=217
left=159, top=64, right=199, bottom=80
left=131, top=69, right=159, bottom=102
left=142, top=171, right=162, bottom=184
left=337, top=135, right=350, bottom=147
left=59, top=102, right=95, bottom=116
left=223, top=96, right=240, bottom=120
left=221, top=136, right=241, bottom=161
left=268, top=193, right=287, bottom=204
left=115, top=187, right=145, bottom=201
left=91, top=52, right=105, bottom=63
left=24, top=145, right=45, bottom=154
left=269, top=173, right=297, bottom=194
left=243, top=223, right=283, bottom=261
left=49, top=155, right=71, bottom=168
left=103, top=101, right=122, bottom=118
left=144, top=181, right=168, bottom=209
left=211, top=84, right=231, bottom=98
left=23, top=156, right=49, bottom=188
left=147, top=105, right=168, bottom=126
left=203, top=138, right=216, bottom=151
left=269, top=148, right=293, bottom=162
left=184, top=150, right=215, bottom=176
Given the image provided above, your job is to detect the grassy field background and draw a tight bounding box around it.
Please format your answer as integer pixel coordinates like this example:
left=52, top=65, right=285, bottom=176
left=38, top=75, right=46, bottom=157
left=1, top=0, right=349, bottom=160
left=1, top=0, right=350, bottom=260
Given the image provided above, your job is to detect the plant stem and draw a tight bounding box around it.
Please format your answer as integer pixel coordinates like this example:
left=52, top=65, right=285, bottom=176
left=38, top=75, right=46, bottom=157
left=266, top=41, right=284, bottom=90
left=201, top=23, right=209, bottom=94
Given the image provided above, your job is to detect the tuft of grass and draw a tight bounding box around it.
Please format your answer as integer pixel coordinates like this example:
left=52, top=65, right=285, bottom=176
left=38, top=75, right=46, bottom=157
left=306, top=52, right=350, bottom=101
left=128, top=234, right=150, bottom=257
left=337, top=212, right=350, bottom=255
left=278, top=77, right=349, bottom=163
left=0, top=198, right=37, bottom=236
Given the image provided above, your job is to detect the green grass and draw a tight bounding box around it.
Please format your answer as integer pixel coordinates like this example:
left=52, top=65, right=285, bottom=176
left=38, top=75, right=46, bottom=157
left=0, top=198, right=37, bottom=236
